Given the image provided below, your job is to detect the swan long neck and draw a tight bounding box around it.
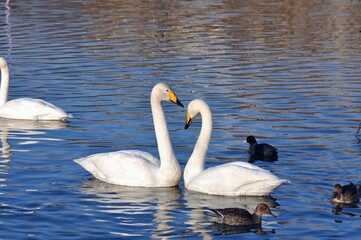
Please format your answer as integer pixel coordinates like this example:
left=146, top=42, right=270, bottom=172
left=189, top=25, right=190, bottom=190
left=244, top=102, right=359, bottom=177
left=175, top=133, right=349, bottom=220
left=0, top=63, right=9, bottom=107
left=150, top=94, right=179, bottom=175
left=184, top=103, right=212, bottom=183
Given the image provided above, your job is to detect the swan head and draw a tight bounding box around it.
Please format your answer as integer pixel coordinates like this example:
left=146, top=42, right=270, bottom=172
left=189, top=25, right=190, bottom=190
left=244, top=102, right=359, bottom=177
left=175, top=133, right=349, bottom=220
left=152, top=83, right=184, bottom=107
left=0, top=57, right=8, bottom=68
left=185, top=99, right=208, bottom=129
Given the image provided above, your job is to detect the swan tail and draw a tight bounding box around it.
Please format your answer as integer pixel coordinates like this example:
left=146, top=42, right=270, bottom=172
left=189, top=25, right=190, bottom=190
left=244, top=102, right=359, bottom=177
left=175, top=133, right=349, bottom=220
left=73, top=158, right=82, bottom=165
left=280, top=179, right=291, bottom=184
left=74, top=157, right=107, bottom=181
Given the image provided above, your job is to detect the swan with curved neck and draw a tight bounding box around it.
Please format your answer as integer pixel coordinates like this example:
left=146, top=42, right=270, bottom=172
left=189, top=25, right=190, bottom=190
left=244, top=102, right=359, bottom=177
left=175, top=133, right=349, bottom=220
left=184, top=99, right=289, bottom=196
left=0, top=57, right=72, bottom=121
left=74, top=83, right=184, bottom=187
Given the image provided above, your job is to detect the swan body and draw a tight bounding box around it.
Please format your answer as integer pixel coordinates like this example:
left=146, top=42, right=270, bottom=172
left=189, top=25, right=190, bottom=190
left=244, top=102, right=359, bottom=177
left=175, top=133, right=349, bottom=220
left=75, top=83, right=183, bottom=187
left=0, top=57, right=72, bottom=121
left=184, top=99, right=289, bottom=196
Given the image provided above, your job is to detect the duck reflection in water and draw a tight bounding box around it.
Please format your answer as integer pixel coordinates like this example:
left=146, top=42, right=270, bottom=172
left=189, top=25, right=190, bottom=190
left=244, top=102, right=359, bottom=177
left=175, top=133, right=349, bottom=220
left=210, top=221, right=276, bottom=236
left=332, top=204, right=360, bottom=218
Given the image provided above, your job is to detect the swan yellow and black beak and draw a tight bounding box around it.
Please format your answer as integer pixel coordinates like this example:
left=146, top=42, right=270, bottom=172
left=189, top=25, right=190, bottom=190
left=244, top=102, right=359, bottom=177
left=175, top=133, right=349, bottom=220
left=169, top=91, right=184, bottom=107
left=185, top=112, right=194, bottom=129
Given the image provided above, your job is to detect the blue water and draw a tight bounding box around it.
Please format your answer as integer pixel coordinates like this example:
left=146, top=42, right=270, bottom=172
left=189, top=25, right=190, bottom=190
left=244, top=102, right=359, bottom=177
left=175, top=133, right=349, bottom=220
left=0, top=0, right=361, bottom=239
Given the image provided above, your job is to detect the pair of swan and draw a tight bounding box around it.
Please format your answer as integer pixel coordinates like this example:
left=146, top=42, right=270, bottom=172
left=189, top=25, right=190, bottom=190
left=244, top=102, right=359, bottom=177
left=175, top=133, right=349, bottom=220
left=75, top=83, right=289, bottom=196
left=0, top=56, right=288, bottom=196
left=0, top=57, right=71, bottom=121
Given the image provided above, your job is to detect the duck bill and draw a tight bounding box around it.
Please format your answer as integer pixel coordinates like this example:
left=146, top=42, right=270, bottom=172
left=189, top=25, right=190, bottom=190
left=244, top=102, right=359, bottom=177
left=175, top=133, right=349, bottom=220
left=185, top=112, right=194, bottom=129
left=169, top=91, right=184, bottom=107
left=356, top=128, right=361, bottom=135
left=269, top=210, right=276, bottom=217
left=331, top=191, right=338, bottom=200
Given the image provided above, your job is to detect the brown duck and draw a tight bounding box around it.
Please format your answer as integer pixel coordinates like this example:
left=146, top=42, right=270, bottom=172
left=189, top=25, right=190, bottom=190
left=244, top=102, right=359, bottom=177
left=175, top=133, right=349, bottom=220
left=331, top=182, right=360, bottom=204
left=208, top=203, right=275, bottom=226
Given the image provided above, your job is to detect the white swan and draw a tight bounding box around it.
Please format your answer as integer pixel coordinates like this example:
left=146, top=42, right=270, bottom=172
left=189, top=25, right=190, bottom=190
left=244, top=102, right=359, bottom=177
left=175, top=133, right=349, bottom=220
left=184, top=99, right=289, bottom=196
left=0, top=57, right=72, bottom=121
left=74, top=83, right=184, bottom=187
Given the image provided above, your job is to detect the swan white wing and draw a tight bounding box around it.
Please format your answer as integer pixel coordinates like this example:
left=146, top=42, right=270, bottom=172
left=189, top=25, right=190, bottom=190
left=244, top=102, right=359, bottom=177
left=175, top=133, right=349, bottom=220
left=119, top=150, right=160, bottom=165
left=186, top=162, right=288, bottom=196
left=74, top=150, right=162, bottom=187
left=0, top=98, right=71, bottom=120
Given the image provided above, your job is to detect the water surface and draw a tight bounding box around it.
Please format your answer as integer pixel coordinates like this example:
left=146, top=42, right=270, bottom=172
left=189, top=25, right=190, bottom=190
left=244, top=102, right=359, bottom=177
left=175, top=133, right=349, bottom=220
left=0, top=0, right=361, bottom=239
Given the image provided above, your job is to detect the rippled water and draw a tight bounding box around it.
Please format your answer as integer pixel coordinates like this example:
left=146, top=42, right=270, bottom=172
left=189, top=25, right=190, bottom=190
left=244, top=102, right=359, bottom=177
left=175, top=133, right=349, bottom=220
left=0, top=0, right=361, bottom=239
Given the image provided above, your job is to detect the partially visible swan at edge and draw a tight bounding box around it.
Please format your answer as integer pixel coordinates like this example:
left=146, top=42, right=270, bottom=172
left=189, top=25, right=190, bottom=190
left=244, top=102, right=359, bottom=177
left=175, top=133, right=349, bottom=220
left=0, top=57, right=72, bottom=121
left=74, top=83, right=184, bottom=187
left=184, top=99, right=289, bottom=196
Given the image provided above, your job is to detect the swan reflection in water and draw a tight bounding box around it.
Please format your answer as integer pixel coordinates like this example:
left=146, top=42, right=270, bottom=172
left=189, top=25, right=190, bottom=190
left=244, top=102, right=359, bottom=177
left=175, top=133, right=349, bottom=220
left=78, top=179, right=182, bottom=238
left=0, top=118, right=68, bottom=152
left=183, top=189, right=278, bottom=237
left=0, top=119, right=68, bottom=184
